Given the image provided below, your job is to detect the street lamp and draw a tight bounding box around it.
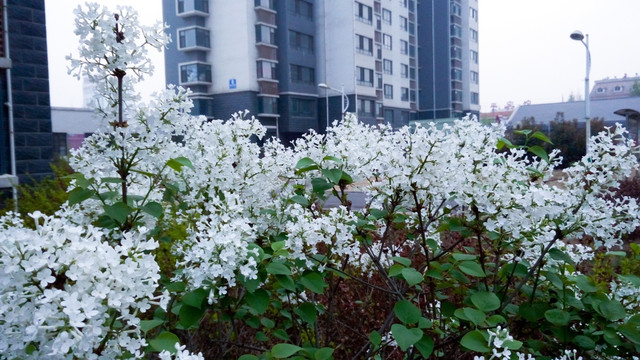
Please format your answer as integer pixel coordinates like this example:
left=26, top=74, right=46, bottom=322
left=318, top=83, right=349, bottom=129
left=570, top=30, right=591, bottom=153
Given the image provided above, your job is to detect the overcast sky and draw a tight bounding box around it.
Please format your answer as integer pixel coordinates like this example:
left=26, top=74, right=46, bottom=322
left=46, top=0, right=640, bottom=112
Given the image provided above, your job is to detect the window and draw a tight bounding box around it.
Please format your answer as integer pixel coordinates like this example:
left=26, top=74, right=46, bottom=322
left=410, top=90, right=416, bottom=102
left=470, top=28, right=478, bottom=43
left=470, top=7, right=478, bottom=22
left=471, top=92, right=479, bottom=105
left=384, top=109, right=394, bottom=122
left=471, top=71, right=479, bottom=84
left=355, top=2, right=372, bottom=24
left=451, top=46, right=462, bottom=60
left=179, top=62, right=212, bottom=84
left=400, top=16, right=408, bottom=31
left=383, top=33, right=392, bottom=50
left=258, top=97, right=278, bottom=114
left=452, top=90, right=462, bottom=102
left=382, top=9, right=392, bottom=25
left=409, top=44, right=415, bottom=57
left=596, top=87, right=606, bottom=93
left=291, top=98, right=315, bottom=117
left=451, top=69, right=462, bottom=81
left=257, top=61, right=278, bottom=80
left=408, top=22, right=415, bottom=35
left=614, top=85, right=623, bottom=92
left=409, top=67, right=416, bottom=79
left=376, top=102, right=383, bottom=117
left=358, top=99, right=375, bottom=116
left=256, top=25, right=276, bottom=45
left=255, top=0, right=275, bottom=9
left=177, top=0, right=209, bottom=15
left=384, top=84, right=393, bottom=99
left=401, top=87, right=409, bottom=101
left=178, top=27, right=210, bottom=49
left=376, top=44, right=382, bottom=59
left=290, top=64, right=315, bottom=84
left=289, top=30, right=314, bottom=53
left=451, top=24, right=462, bottom=38
left=376, top=73, right=382, bottom=89
left=401, top=64, right=408, bottom=78
left=401, top=0, right=408, bottom=8
left=383, top=59, right=392, bottom=75
left=356, top=34, right=373, bottom=56
left=471, top=50, right=479, bottom=64
left=290, top=0, right=313, bottom=19
left=356, top=66, right=374, bottom=87
left=451, top=2, right=461, bottom=16
left=400, top=40, right=408, bottom=55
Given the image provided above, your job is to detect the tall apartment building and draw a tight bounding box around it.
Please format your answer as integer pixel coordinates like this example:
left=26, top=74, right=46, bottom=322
left=162, top=0, right=479, bottom=143
left=1, top=0, right=53, bottom=196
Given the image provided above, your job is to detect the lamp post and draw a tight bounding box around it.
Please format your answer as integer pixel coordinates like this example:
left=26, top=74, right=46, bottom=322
left=318, top=83, right=349, bottom=129
left=570, top=30, right=591, bottom=153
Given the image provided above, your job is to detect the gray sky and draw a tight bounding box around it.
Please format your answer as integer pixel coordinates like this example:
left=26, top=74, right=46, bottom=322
left=46, top=1, right=640, bottom=112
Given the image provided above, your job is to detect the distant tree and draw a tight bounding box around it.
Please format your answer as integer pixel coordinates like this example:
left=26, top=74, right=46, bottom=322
left=631, top=80, right=640, bottom=96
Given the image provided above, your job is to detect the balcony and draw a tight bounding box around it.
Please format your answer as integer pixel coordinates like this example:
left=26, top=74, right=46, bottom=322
left=179, top=62, right=212, bottom=85
left=177, top=27, right=210, bottom=51
left=177, top=0, right=209, bottom=17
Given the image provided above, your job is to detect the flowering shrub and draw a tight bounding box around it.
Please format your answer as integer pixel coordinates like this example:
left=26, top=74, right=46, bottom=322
left=1, top=3, right=640, bottom=359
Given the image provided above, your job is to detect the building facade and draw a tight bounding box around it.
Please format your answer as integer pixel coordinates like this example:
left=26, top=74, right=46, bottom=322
left=0, top=0, right=53, bottom=192
left=162, top=0, right=479, bottom=143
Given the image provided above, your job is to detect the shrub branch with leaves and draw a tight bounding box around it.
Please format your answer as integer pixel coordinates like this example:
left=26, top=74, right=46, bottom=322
left=1, top=4, right=639, bottom=360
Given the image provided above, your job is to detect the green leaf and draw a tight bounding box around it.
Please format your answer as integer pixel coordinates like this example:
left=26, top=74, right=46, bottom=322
left=245, top=289, right=270, bottom=315
left=291, top=195, right=309, bottom=207
left=401, top=267, right=424, bottom=286
left=267, top=261, right=292, bottom=275
left=314, top=347, right=334, bottom=360
left=619, top=323, right=640, bottom=345
left=142, top=201, right=163, bottom=218
left=458, top=261, right=486, bottom=277
left=272, top=343, right=303, bottom=358
left=311, top=177, right=333, bottom=195
left=392, top=256, right=411, bottom=267
left=415, top=335, right=434, bottom=358
left=531, top=130, right=553, bottom=144
left=497, top=137, right=514, bottom=150
left=598, top=300, right=626, bottom=322
left=369, top=208, right=388, bottom=220
left=388, top=264, right=404, bottom=277
left=104, top=202, right=131, bottom=225
left=100, top=177, right=124, bottom=184
left=178, top=304, right=205, bottom=328
left=544, top=309, right=570, bottom=326
left=276, top=275, right=296, bottom=292
left=394, top=300, right=422, bottom=325
left=572, top=274, right=598, bottom=293
left=470, top=292, right=500, bottom=312
left=528, top=145, right=549, bottom=163
left=239, top=355, right=260, bottom=360
left=149, top=331, right=180, bottom=353
left=573, top=335, right=596, bottom=350
left=322, top=168, right=343, bottom=184
left=514, top=129, right=532, bottom=136
left=463, top=307, right=487, bottom=326
left=548, top=248, right=574, bottom=265
left=391, top=324, right=423, bottom=351
left=166, top=281, right=186, bottom=293
left=68, top=187, right=95, bottom=206
left=503, top=339, right=523, bottom=350
left=460, top=330, right=490, bottom=352
left=166, top=157, right=194, bottom=172
left=25, top=343, right=37, bottom=355
left=452, top=253, right=477, bottom=261
left=323, top=155, right=343, bottom=164
left=182, top=288, right=207, bottom=309
left=294, top=302, right=317, bottom=324
left=295, top=157, right=318, bottom=172
left=300, top=272, right=327, bottom=294
left=369, top=330, right=382, bottom=346
left=140, top=319, right=164, bottom=333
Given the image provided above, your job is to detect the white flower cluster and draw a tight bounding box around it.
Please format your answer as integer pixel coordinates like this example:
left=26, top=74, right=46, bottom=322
left=158, top=343, right=205, bottom=360
left=0, top=212, right=162, bottom=358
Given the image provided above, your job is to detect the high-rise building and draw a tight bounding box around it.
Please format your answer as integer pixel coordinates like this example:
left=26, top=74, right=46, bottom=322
left=0, top=0, right=53, bottom=196
left=162, top=0, right=479, bottom=143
